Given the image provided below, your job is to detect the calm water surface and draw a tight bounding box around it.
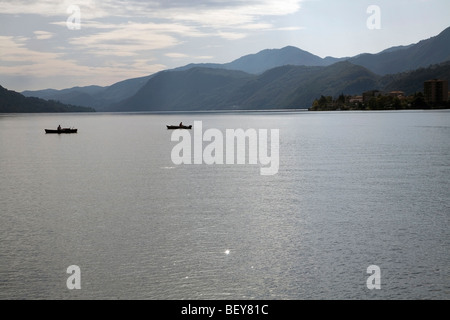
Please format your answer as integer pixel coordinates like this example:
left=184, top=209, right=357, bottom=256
left=0, top=111, right=449, bottom=299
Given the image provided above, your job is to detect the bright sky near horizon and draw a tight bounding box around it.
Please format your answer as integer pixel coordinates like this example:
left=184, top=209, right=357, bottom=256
left=0, top=0, right=449, bottom=91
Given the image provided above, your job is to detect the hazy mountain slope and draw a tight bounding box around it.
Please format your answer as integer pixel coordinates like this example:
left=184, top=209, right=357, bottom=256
left=22, top=85, right=106, bottom=109
left=223, top=46, right=341, bottom=74
left=349, top=26, right=450, bottom=75
left=22, top=75, right=153, bottom=111
left=112, top=62, right=382, bottom=111
left=175, top=46, right=344, bottom=75
left=22, top=85, right=105, bottom=99
left=379, top=60, right=450, bottom=94
left=237, top=62, right=380, bottom=109
left=1, top=85, right=95, bottom=113
left=112, top=68, right=255, bottom=111
left=93, top=75, right=153, bottom=111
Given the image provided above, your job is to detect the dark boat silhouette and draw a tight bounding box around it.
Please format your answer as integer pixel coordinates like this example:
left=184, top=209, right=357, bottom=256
left=45, top=128, right=78, bottom=134
left=166, top=125, right=192, bottom=130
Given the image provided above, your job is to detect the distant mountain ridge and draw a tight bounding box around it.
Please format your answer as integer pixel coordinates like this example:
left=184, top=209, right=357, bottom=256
left=380, top=60, right=450, bottom=94
left=221, top=46, right=342, bottom=73
left=172, top=46, right=341, bottom=73
left=348, top=26, right=450, bottom=75
left=22, top=75, right=153, bottom=112
left=114, top=60, right=450, bottom=111
left=0, top=85, right=95, bottom=113
left=20, top=26, right=450, bottom=111
left=111, top=68, right=254, bottom=111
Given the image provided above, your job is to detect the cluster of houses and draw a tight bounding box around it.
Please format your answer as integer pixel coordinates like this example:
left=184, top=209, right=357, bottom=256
left=348, top=90, right=406, bottom=105
left=348, top=79, right=449, bottom=105
left=311, top=79, right=449, bottom=111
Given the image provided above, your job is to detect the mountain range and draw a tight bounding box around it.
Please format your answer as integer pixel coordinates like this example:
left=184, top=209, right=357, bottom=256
left=0, top=85, right=95, bottom=113
left=19, top=26, right=450, bottom=111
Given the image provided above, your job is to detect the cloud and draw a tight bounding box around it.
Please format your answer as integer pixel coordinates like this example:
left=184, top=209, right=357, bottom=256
left=0, top=36, right=165, bottom=86
left=65, top=22, right=199, bottom=57
left=34, top=31, right=55, bottom=40
left=165, top=53, right=214, bottom=60
left=0, top=0, right=303, bottom=27
left=159, top=0, right=303, bottom=29
left=216, top=31, right=247, bottom=40
left=0, top=0, right=305, bottom=90
left=2, top=1, right=304, bottom=52
left=193, top=55, right=214, bottom=60
left=0, top=0, right=119, bottom=19
left=0, top=36, right=60, bottom=64
left=165, top=52, right=189, bottom=58
left=276, top=26, right=305, bottom=31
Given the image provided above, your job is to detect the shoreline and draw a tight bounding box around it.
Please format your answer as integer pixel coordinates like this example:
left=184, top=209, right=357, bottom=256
left=1, top=108, right=450, bottom=116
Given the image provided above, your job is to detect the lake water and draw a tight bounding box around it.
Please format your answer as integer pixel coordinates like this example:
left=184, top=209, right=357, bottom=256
left=0, top=110, right=449, bottom=300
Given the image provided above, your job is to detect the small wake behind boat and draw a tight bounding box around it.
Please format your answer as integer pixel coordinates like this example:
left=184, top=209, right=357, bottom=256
left=45, top=128, right=78, bottom=134
left=167, top=125, right=192, bottom=130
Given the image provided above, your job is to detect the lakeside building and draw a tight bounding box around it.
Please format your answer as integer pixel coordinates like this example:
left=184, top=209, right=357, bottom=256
left=349, top=96, right=363, bottom=104
left=363, top=90, right=382, bottom=103
left=389, top=91, right=405, bottom=99
left=312, top=85, right=449, bottom=111
left=424, top=79, right=448, bottom=103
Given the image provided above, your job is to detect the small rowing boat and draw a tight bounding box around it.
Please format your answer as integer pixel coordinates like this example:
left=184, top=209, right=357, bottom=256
left=167, top=125, right=192, bottom=130
left=45, top=128, right=78, bottom=134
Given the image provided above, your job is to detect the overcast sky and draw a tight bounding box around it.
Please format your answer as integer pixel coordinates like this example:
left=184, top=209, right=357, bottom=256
left=0, top=0, right=449, bottom=91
